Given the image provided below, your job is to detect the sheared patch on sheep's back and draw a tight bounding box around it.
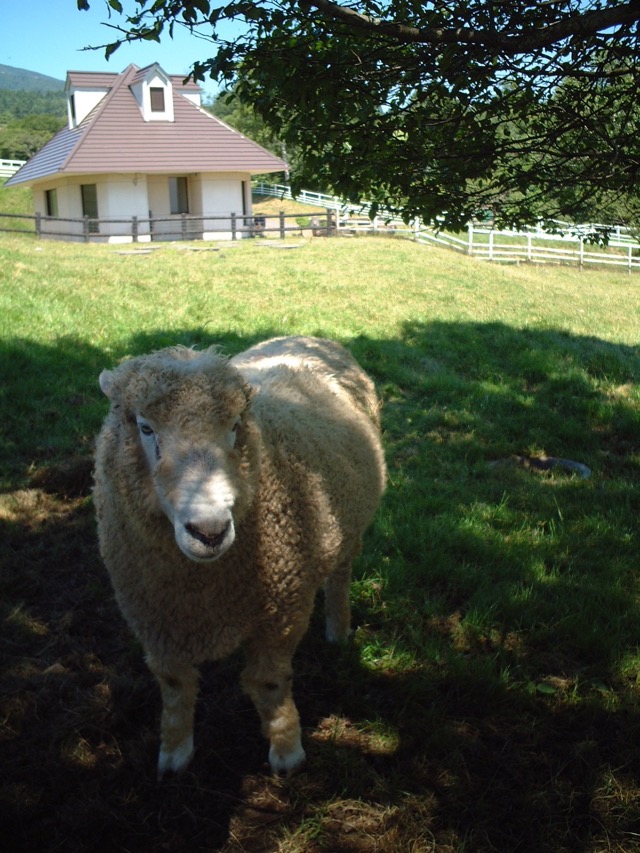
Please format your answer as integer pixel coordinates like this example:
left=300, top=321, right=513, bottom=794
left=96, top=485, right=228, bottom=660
left=231, top=335, right=382, bottom=427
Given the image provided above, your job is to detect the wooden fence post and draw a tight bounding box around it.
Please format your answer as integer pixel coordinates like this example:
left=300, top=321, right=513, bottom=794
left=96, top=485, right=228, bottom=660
left=231, top=211, right=237, bottom=240
left=83, top=215, right=90, bottom=242
left=131, top=216, right=138, bottom=243
left=467, top=221, right=474, bottom=256
left=35, top=212, right=42, bottom=238
left=181, top=213, right=187, bottom=240
left=325, top=208, right=333, bottom=236
left=280, top=210, right=285, bottom=239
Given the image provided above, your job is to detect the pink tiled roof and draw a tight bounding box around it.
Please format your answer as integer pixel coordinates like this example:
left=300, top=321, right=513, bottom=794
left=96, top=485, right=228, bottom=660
left=66, top=71, right=119, bottom=88
left=7, top=64, right=287, bottom=186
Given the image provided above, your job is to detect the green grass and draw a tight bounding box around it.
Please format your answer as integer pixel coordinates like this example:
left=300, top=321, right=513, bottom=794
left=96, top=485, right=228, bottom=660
left=0, top=179, right=34, bottom=234
left=1, top=229, right=640, bottom=852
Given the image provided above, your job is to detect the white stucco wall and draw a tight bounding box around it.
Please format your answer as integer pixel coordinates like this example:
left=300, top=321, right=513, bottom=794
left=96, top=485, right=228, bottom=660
left=34, top=178, right=86, bottom=239
left=201, top=177, right=244, bottom=213
left=35, top=174, right=150, bottom=242
left=200, top=174, right=252, bottom=240
left=32, top=172, right=256, bottom=242
left=68, top=88, right=109, bottom=127
left=98, top=175, right=151, bottom=242
left=146, top=173, right=253, bottom=240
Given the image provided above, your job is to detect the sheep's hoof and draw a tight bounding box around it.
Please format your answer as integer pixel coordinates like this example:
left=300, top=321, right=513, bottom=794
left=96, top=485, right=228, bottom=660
left=157, top=735, right=194, bottom=781
left=269, top=743, right=306, bottom=777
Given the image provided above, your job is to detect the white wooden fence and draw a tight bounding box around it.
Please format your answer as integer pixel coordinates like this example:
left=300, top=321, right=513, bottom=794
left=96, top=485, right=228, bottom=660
left=414, top=220, right=639, bottom=273
left=253, top=182, right=341, bottom=211
left=253, top=182, right=640, bottom=273
left=2, top=175, right=638, bottom=270
left=0, top=159, right=26, bottom=178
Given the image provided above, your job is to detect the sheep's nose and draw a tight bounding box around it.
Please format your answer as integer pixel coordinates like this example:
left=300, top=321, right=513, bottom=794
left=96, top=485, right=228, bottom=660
left=184, top=521, right=231, bottom=550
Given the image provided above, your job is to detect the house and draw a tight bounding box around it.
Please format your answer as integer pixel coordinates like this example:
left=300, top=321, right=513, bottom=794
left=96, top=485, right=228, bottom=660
left=5, top=63, right=288, bottom=242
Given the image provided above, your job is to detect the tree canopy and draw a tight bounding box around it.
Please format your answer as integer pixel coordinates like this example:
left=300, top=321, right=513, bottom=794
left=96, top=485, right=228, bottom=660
left=81, top=1, right=640, bottom=228
left=206, top=87, right=291, bottom=171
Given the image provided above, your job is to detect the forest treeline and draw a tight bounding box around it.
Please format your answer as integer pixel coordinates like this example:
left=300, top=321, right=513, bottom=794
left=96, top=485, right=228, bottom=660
left=0, top=89, right=67, bottom=160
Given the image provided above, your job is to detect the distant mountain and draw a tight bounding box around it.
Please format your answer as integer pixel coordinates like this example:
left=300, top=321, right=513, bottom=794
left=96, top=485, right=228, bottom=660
left=0, top=64, right=64, bottom=92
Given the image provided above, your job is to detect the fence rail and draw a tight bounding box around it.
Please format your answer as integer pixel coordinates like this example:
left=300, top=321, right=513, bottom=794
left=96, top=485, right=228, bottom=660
left=252, top=183, right=640, bottom=273
left=413, top=221, right=640, bottom=272
left=2, top=178, right=639, bottom=271
left=0, top=159, right=26, bottom=178
left=0, top=208, right=336, bottom=242
left=252, top=181, right=341, bottom=211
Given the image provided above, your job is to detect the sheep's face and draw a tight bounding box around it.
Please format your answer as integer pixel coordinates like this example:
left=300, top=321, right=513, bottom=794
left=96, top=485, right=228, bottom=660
left=135, top=411, right=242, bottom=562
left=100, top=348, right=258, bottom=564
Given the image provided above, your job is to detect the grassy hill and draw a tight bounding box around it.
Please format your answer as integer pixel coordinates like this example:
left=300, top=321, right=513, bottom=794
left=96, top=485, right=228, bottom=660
left=0, top=179, right=31, bottom=214
left=1, top=231, right=639, bottom=852
left=0, top=63, right=64, bottom=91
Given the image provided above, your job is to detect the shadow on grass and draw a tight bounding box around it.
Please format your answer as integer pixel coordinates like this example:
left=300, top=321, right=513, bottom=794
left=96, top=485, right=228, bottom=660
left=1, top=322, right=640, bottom=851
left=356, top=321, right=640, bottom=671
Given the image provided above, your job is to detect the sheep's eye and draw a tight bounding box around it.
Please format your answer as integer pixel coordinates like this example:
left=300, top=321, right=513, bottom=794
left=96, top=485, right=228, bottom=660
left=136, top=419, right=154, bottom=437
left=136, top=418, right=161, bottom=460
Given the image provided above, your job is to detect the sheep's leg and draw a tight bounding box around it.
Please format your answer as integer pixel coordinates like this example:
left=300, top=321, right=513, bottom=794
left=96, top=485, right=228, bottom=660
left=241, top=645, right=306, bottom=775
left=147, top=659, right=199, bottom=779
left=324, top=550, right=358, bottom=642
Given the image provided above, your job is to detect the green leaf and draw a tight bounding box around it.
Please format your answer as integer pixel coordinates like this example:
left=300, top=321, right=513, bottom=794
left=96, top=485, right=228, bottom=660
left=104, top=42, right=121, bottom=60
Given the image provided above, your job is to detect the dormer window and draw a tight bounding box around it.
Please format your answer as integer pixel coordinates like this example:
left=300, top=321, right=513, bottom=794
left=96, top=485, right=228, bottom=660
left=150, top=87, right=165, bottom=112
left=130, top=66, right=175, bottom=122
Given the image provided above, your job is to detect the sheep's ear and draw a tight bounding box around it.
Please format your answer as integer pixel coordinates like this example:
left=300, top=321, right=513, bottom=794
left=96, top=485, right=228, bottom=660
left=99, top=369, right=116, bottom=399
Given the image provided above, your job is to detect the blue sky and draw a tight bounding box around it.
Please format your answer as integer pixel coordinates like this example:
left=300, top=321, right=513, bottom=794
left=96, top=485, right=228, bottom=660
left=0, top=0, right=225, bottom=97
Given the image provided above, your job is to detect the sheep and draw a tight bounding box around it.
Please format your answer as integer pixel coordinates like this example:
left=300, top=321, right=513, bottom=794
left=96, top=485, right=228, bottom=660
left=93, top=335, right=386, bottom=778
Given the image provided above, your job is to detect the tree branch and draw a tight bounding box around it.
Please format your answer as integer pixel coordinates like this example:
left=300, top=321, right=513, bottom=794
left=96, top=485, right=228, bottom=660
left=302, top=0, right=640, bottom=54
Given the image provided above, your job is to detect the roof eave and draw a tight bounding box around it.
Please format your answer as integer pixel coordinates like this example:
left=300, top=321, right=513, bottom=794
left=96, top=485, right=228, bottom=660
left=6, top=164, right=287, bottom=186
